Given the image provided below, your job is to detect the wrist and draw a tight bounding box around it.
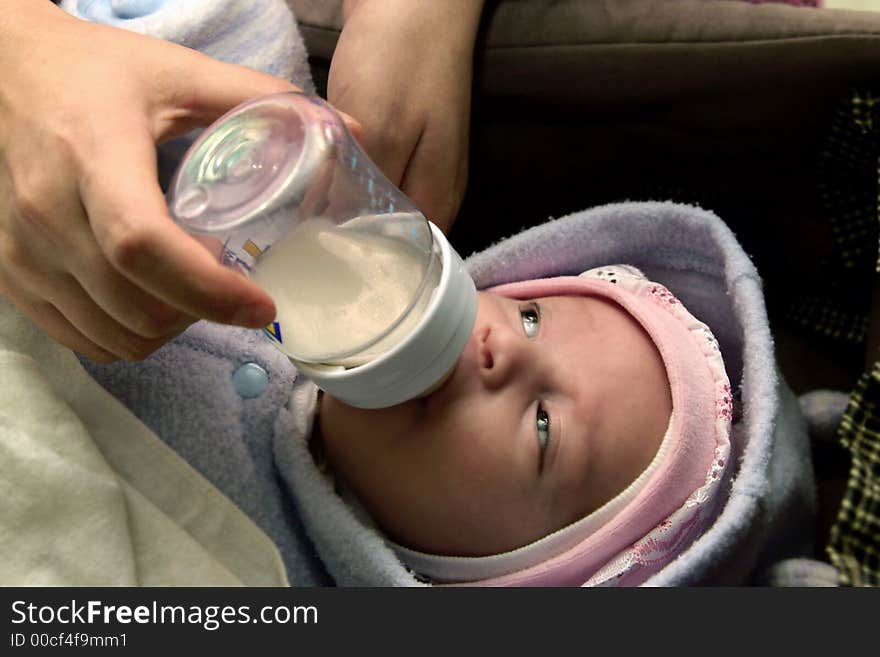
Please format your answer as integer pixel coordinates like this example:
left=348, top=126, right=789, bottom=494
left=342, top=0, right=486, bottom=45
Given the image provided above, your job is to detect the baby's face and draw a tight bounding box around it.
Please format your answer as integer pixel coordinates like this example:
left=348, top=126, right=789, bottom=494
left=319, top=291, right=672, bottom=557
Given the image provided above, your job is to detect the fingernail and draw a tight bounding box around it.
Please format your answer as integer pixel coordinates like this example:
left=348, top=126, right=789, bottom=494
left=232, top=303, right=275, bottom=328
left=336, top=110, right=362, bottom=138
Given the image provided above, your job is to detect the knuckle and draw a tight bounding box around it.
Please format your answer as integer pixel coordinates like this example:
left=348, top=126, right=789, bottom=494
left=47, top=125, right=80, bottom=161
left=134, top=303, right=184, bottom=339
left=9, top=137, right=79, bottom=231
left=104, top=225, right=155, bottom=271
left=10, top=181, right=53, bottom=231
left=0, top=231, right=36, bottom=280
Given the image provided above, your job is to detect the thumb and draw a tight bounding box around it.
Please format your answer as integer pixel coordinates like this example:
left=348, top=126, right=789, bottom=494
left=81, top=122, right=277, bottom=328
left=153, top=50, right=300, bottom=141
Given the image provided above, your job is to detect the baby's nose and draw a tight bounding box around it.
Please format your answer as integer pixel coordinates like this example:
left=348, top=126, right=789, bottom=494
left=478, top=324, right=532, bottom=390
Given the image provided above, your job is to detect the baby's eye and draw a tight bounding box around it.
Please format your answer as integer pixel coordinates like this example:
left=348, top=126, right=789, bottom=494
left=520, top=303, right=541, bottom=339
left=537, top=403, right=550, bottom=459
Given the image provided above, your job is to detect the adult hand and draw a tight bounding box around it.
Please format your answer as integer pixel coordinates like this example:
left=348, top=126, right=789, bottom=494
left=0, top=2, right=332, bottom=362
left=328, top=0, right=485, bottom=233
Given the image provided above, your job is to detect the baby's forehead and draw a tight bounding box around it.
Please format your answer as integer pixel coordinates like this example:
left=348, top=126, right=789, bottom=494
left=489, top=287, right=664, bottom=378
left=522, top=292, right=667, bottom=400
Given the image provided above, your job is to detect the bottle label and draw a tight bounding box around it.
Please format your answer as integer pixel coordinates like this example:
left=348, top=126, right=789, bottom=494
left=263, top=321, right=284, bottom=344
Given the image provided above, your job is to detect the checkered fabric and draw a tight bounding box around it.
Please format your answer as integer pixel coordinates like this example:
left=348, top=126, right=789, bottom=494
left=784, top=89, right=880, bottom=344
left=827, top=361, right=880, bottom=586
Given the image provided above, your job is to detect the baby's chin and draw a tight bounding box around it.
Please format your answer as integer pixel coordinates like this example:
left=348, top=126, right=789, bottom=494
left=414, top=360, right=458, bottom=400
left=319, top=388, right=426, bottom=435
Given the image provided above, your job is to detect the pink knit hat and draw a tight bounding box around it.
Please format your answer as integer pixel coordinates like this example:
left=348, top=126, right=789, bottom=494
left=392, top=266, right=733, bottom=586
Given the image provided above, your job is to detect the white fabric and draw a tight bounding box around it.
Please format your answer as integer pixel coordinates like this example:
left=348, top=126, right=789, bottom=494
left=0, top=296, right=288, bottom=586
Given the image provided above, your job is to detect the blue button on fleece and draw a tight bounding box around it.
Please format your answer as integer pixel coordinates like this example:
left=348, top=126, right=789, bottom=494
left=110, top=0, right=166, bottom=19
left=232, top=362, right=270, bottom=398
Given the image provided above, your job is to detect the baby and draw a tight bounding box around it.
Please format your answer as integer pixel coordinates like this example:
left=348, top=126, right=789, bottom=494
left=12, top=200, right=815, bottom=587
left=312, top=265, right=732, bottom=586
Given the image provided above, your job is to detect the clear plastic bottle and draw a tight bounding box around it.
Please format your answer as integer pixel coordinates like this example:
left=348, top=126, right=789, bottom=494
left=167, top=92, right=476, bottom=408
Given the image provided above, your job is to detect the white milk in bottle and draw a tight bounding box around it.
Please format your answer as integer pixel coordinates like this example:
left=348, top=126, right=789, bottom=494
left=250, top=216, right=441, bottom=365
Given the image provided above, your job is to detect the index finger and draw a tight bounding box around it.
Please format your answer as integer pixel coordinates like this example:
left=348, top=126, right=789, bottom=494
left=78, top=129, right=276, bottom=328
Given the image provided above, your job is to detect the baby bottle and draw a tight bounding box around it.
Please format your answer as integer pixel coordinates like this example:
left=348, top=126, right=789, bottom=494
left=167, top=92, right=477, bottom=409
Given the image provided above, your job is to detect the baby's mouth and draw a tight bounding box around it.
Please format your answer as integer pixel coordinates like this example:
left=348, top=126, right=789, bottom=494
left=418, top=361, right=457, bottom=402
left=418, top=322, right=485, bottom=409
